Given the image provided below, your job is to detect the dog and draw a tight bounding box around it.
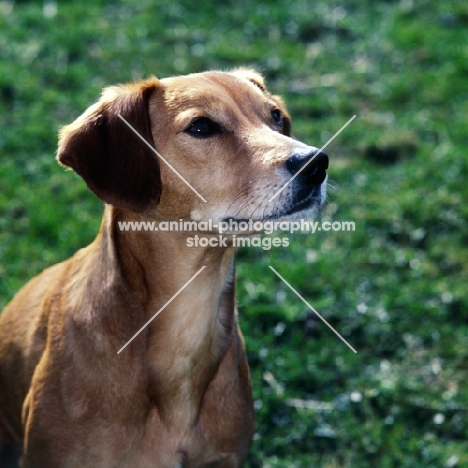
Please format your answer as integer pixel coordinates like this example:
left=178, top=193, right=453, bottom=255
left=0, top=69, right=328, bottom=467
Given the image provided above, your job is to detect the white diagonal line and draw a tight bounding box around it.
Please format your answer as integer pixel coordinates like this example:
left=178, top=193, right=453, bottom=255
left=118, top=114, right=207, bottom=203
left=268, top=115, right=356, bottom=202
left=117, top=266, right=206, bottom=354
left=269, top=266, right=357, bottom=353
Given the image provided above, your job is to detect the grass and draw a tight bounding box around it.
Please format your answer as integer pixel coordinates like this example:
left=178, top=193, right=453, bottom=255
left=1, top=0, right=468, bottom=466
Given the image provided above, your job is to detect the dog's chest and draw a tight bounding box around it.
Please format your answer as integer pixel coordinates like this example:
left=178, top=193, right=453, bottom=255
left=133, top=407, right=240, bottom=467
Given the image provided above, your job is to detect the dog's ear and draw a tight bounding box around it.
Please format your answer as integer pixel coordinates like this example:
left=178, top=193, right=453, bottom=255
left=231, top=68, right=291, bottom=137
left=231, top=68, right=267, bottom=94
left=57, top=78, right=162, bottom=212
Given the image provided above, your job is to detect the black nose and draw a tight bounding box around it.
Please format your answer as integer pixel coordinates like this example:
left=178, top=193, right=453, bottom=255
left=286, top=150, right=329, bottom=183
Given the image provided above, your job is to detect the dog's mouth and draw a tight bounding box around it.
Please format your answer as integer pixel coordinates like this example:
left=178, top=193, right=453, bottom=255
left=281, top=186, right=324, bottom=217
left=283, top=169, right=328, bottom=215
left=220, top=173, right=327, bottom=234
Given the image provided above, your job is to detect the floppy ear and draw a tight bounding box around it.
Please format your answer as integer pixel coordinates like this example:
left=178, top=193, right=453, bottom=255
left=57, top=78, right=162, bottom=212
left=231, top=68, right=292, bottom=137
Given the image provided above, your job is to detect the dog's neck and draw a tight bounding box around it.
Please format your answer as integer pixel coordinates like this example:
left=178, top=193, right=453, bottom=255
left=100, top=206, right=237, bottom=429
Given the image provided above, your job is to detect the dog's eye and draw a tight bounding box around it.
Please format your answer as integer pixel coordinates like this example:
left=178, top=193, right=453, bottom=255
left=185, top=117, right=221, bottom=138
left=271, top=109, right=283, bottom=127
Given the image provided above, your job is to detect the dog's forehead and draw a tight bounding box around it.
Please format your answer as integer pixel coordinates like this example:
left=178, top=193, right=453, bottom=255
left=159, top=71, right=268, bottom=107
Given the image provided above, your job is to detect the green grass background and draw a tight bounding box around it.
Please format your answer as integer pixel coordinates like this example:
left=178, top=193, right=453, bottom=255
left=1, top=0, right=467, bottom=466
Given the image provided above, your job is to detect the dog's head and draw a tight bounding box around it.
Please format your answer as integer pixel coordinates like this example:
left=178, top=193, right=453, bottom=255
left=57, top=69, right=328, bottom=225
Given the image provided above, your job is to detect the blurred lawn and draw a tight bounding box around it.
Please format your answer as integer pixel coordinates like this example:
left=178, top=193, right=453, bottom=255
left=1, top=0, right=467, bottom=466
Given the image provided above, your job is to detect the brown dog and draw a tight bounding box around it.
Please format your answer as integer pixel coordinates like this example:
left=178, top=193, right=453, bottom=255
left=0, top=69, right=328, bottom=467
